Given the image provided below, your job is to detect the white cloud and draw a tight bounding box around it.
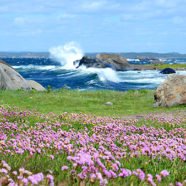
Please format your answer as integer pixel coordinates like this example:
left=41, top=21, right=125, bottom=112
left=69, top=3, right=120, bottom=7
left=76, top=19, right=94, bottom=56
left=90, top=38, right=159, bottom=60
left=120, top=0, right=186, bottom=22
left=0, top=0, right=67, bottom=14
left=121, top=9, right=164, bottom=22
left=58, top=13, right=77, bottom=21
left=81, top=0, right=107, bottom=10
left=13, top=15, right=56, bottom=27
left=80, top=0, right=120, bottom=12
left=155, top=0, right=182, bottom=8
left=14, top=17, right=27, bottom=25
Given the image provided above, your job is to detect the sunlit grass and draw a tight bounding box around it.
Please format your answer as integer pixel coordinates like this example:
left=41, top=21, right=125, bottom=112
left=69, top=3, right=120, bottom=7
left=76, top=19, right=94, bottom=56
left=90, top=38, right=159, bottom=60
left=0, top=89, right=185, bottom=116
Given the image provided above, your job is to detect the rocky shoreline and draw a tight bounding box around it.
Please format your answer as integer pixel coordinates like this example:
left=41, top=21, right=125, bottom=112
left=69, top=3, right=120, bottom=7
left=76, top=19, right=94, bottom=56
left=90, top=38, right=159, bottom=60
left=74, top=54, right=156, bottom=71
left=74, top=54, right=186, bottom=72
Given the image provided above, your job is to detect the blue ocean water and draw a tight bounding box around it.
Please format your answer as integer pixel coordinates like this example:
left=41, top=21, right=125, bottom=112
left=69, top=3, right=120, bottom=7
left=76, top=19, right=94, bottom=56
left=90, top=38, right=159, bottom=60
left=2, top=57, right=186, bottom=91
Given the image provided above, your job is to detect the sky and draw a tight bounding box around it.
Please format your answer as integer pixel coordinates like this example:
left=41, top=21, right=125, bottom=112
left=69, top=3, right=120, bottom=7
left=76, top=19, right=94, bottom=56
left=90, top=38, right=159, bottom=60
left=0, top=0, right=186, bottom=53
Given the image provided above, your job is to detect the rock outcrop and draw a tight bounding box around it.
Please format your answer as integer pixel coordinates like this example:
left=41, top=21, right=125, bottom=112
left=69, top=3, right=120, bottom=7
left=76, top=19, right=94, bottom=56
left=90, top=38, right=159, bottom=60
left=0, top=60, right=45, bottom=91
left=75, top=56, right=110, bottom=69
left=75, top=54, right=130, bottom=70
left=75, top=54, right=155, bottom=71
left=96, top=54, right=131, bottom=70
left=154, top=75, right=186, bottom=107
left=160, top=68, right=176, bottom=74
left=137, top=56, right=163, bottom=64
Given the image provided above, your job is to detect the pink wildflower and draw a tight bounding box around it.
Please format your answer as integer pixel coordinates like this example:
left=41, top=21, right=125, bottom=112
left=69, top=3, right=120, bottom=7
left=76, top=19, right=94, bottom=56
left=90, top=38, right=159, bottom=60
left=160, top=170, right=169, bottom=177
left=61, top=166, right=69, bottom=171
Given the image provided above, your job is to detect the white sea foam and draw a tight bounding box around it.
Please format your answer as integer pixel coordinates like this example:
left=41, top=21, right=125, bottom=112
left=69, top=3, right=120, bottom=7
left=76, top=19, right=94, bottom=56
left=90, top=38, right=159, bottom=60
left=12, top=65, right=57, bottom=70
left=13, top=41, right=185, bottom=85
left=13, top=63, right=186, bottom=85
left=78, top=66, right=120, bottom=83
left=49, top=42, right=84, bottom=69
left=123, top=78, right=165, bottom=84
left=49, top=42, right=120, bottom=82
left=176, top=71, right=186, bottom=75
left=118, top=70, right=186, bottom=84
left=127, top=58, right=140, bottom=62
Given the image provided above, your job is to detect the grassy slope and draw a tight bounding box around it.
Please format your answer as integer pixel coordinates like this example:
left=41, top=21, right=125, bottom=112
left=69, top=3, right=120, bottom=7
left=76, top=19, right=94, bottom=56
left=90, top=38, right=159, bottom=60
left=0, top=89, right=185, bottom=116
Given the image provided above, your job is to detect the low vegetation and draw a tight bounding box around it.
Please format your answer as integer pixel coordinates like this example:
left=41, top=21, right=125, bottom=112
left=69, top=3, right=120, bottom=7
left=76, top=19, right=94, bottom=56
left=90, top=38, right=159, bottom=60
left=0, top=89, right=185, bottom=116
left=146, top=63, right=186, bottom=70
left=0, top=90, right=185, bottom=185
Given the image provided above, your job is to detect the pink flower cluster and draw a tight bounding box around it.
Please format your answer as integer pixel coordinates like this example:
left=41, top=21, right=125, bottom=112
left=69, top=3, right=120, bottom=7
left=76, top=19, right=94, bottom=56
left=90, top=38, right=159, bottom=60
left=60, top=112, right=138, bottom=125
left=143, top=113, right=185, bottom=125
left=0, top=106, right=186, bottom=185
left=0, top=161, right=54, bottom=186
left=0, top=160, right=173, bottom=186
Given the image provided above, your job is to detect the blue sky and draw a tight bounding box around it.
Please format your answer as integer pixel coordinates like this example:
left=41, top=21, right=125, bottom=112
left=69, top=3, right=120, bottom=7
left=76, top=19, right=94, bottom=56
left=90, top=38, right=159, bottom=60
left=0, top=0, right=186, bottom=53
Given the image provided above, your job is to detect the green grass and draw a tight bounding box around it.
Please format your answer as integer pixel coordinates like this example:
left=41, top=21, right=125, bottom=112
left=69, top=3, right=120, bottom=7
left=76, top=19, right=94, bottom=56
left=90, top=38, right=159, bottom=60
left=0, top=90, right=185, bottom=185
left=146, top=63, right=186, bottom=70
left=1, top=110, right=185, bottom=185
left=1, top=152, right=185, bottom=185
left=0, top=89, right=185, bottom=116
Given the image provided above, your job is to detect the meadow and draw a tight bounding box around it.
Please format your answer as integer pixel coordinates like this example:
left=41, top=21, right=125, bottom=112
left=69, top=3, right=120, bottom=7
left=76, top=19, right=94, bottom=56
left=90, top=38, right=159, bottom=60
left=0, top=90, right=186, bottom=186
left=0, top=89, right=185, bottom=116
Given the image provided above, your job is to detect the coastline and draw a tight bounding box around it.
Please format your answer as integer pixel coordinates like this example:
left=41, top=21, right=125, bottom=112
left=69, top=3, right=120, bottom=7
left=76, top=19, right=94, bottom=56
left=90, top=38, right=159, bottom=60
left=128, top=63, right=186, bottom=71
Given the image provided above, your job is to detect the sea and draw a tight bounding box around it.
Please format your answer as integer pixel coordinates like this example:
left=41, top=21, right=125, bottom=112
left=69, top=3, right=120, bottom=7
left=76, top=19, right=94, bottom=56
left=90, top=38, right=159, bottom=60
left=2, top=44, right=186, bottom=91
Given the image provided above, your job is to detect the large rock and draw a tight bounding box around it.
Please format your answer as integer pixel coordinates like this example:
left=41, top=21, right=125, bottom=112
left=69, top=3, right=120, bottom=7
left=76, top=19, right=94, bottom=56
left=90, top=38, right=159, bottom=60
left=75, top=56, right=110, bottom=69
left=96, top=53, right=130, bottom=70
left=160, top=68, right=176, bottom=74
left=75, top=54, right=131, bottom=71
left=0, top=60, right=31, bottom=90
left=0, top=60, right=45, bottom=91
left=154, top=75, right=186, bottom=107
left=27, top=80, right=46, bottom=91
left=75, top=54, right=155, bottom=71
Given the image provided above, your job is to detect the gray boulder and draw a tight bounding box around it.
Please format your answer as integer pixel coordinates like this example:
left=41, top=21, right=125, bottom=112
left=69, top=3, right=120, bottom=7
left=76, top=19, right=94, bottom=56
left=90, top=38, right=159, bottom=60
left=0, top=60, right=45, bottom=91
left=75, top=54, right=131, bottom=71
left=0, top=60, right=31, bottom=90
left=75, top=54, right=155, bottom=71
left=154, top=75, right=186, bottom=107
left=27, top=80, right=46, bottom=91
left=96, top=54, right=130, bottom=71
left=75, top=56, right=109, bottom=69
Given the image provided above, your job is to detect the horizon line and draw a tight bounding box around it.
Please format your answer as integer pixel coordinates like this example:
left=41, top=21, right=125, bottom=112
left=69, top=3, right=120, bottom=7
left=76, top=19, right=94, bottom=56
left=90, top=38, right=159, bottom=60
left=0, top=51, right=185, bottom=55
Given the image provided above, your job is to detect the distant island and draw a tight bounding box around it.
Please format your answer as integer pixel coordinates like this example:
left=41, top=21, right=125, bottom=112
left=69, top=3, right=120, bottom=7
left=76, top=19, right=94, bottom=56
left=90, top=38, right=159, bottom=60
left=1, top=52, right=186, bottom=59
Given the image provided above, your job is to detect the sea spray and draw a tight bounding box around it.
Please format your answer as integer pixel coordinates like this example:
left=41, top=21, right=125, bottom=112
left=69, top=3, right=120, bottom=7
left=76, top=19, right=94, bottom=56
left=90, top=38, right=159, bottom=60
left=49, top=42, right=84, bottom=69
left=49, top=42, right=121, bottom=82
left=92, top=68, right=120, bottom=83
left=79, top=66, right=120, bottom=83
left=4, top=57, right=186, bottom=90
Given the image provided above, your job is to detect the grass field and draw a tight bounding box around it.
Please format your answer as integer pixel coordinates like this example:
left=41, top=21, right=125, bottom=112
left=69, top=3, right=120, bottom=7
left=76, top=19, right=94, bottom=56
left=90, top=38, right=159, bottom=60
left=147, top=63, right=186, bottom=70
left=0, top=89, right=185, bottom=186
left=0, top=89, right=185, bottom=116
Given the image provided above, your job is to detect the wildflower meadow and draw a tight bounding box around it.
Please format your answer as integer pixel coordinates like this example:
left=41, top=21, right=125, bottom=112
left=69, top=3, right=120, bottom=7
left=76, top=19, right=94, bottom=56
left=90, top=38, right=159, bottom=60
left=0, top=106, right=186, bottom=186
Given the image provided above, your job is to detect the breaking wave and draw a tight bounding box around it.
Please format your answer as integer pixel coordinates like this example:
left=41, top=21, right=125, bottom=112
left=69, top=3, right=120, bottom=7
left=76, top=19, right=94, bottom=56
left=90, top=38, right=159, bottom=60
left=4, top=42, right=185, bottom=90
left=49, top=42, right=120, bottom=82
